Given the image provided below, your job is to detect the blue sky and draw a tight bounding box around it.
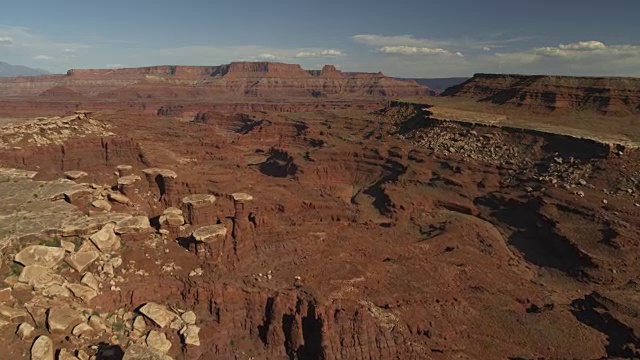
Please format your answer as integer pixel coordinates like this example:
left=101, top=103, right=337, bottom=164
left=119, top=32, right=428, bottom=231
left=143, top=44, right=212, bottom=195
left=1, top=0, right=639, bottom=77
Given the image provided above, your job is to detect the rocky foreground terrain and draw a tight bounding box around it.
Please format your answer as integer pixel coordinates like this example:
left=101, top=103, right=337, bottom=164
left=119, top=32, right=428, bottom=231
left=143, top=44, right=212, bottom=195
left=1, top=99, right=640, bottom=359
left=442, top=73, right=640, bottom=115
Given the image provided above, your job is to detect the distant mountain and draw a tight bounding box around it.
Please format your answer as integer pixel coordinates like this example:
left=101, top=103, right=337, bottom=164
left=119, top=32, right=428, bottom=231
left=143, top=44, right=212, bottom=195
left=0, top=62, right=431, bottom=98
left=397, top=77, right=470, bottom=94
left=0, top=61, right=49, bottom=77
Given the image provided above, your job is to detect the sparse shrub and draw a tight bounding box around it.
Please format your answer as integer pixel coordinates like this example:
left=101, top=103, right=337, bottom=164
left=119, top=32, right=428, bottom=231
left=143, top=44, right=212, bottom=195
left=10, top=262, right=23, bottom=276
left=42, top=235, right=60, bottom=247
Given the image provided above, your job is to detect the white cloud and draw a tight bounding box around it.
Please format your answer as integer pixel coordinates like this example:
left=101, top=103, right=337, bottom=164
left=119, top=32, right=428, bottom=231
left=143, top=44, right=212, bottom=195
left=558, top=41, right=606, bottom=51
left=257, top=53, right=277, bottom=59
left=352, top=34, right=440, bottom=47
left=0, top=36, right=14, bottom=45
left=494, top=41, right=640, bottom=64
left=378, top=46, right=463, bottom=57
left=351, top=33, right=528, bottom=52
left=294, top=49, right=344, bottom=58
left=33, top=54, right=53, bottom=60
left=62, top=48, right=76, bottom=53
left=106, top=63, right=124, bottom=68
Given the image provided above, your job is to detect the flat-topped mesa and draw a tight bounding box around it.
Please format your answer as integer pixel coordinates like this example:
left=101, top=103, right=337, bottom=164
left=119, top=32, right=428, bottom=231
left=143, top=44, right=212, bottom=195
left=182, top=194, right=217, bottom=226
left=141, top=168, right=178, bottom=205
left=223, top=61, right=309, bottom=76
left=441, top=73, right=640, bottom=115
left=66, top=65, right=220, bottom=79
left=0, top=61, right=431, bottom=98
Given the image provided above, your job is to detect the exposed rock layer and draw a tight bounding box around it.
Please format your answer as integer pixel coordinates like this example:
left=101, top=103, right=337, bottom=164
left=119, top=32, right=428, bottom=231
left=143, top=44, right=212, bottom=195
left=441, top=73, right=640, bottom=115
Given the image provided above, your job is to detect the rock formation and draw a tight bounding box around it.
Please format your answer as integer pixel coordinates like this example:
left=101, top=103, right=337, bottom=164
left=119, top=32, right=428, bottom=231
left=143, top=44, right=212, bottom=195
left=441, top=73, right=640, bottom=115
left=181, top=194, right=217, bottom=226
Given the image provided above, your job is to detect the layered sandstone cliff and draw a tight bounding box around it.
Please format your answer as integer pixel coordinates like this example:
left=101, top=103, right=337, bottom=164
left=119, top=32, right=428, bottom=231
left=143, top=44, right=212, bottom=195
left=0, top=62, right=430, bottom=99
left=441, top=73, right=640, bottom=115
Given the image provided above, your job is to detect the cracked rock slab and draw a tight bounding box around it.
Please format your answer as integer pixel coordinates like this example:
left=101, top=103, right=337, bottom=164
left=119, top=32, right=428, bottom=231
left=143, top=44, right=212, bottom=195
left=89, top=223, right=120, bottom=253
left=65, top=251, right=99, bottom=273
left=14, top=245, right=66, bottom=268
left=46, top=306, right=83, bottom=333
left=139, top=303, right=178, bottom=328
left=115, top=216, right=152, bottom=235
left=122, top=344, right=173, bottom=360
left=67, top=283, right=98, bottom=302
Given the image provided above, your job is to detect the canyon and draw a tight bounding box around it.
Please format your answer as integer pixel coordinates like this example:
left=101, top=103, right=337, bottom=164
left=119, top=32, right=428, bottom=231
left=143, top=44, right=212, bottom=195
left=0, top=64, right=639, bottom=360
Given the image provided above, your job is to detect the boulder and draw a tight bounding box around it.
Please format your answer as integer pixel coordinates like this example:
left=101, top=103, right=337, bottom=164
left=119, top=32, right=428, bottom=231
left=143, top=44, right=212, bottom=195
left=163, top=207, right=182, bottom=216
left=159, top=213, right=184, bottom=227
left=14, top=245, right=66, bottom=268
left=72, top=322, right=94, bottom=337
left=80, top=272, right=100, bottom=291
left=16, top=322, right=35, bottom=339
left=139, top=303, right=177, bottom=328
left=91, top=199, right=112, bottom=212
left=41, top=284, right=71, bottom=298
left=115, top=216, right=152, bottom=235
left=179, top=324, right=201, bottom=346
left=63, top=188, right=93, bottom=205
left=67, top=283, right=98, bottom=302
left=46, top=306, right=83, bottom=333
left=107, top=192, right=131, bottom=205
left=18, top=265, right=64, bottom=290
left=180, top=311, right=196, bottom=325
left=89, top=223, right=120, bottom=253
left=122, top=344, right=173, bottom=360
left=146, top=330, right=172, bottom=353
left=0, top=287, right=12, bottom=302
left=0, top=304, right=27, bottom=320
left=64, top=171, right=88, bottom=180
left=57, top=349, right=80, bottom=360
left=65, top=251, right=99, bottom=273
left=30, top=335, right=54, bottom=360
left=88, top=315, right=108, bottom=332
left=133, top=316, right=146, bottom=332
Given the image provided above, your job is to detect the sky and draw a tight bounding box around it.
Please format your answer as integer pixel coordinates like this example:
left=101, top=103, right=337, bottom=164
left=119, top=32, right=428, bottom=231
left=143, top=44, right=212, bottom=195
left=0, top=0, right=639, bottom=77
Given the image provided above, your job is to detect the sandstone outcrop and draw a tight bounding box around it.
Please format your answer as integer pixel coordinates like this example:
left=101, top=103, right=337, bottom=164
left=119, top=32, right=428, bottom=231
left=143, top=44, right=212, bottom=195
left=139, top=303, right=178, bottom=329
left=30, top=335, right=54, bottom=360
left=191, top=224, right=227, bottom=259
left=14, top=245, right=66, bottom=268
left=441, top=73, right=640, bottom=115
left=182, top=194, right=217, bottom=226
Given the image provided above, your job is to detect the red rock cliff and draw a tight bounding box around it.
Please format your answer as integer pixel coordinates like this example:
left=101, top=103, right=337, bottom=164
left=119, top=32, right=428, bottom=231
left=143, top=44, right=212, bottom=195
left=441, top=73, right=640, bottom=115
left=0, top=62, right=431, bottom=98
